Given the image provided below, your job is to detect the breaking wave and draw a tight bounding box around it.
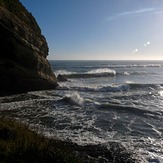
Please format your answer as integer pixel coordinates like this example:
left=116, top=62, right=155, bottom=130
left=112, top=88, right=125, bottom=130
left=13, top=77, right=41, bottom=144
left=55, top=68, right=116, bottom=78
left=123, top=71, right=148, bottom=76
left=58, top=83, right=163, bottom=93
left=86, top=68, right=116, bottom=75
left=58, top=84, right=130, bottom=92
left=61, top=92, right=84, bottom=106
left=55, top=69, right=155, bottom=79
left=54, top=70, right=76, bottom=76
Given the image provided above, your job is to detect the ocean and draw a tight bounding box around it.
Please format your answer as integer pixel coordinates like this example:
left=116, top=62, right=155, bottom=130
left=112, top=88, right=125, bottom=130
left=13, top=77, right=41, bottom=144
left=0, top=60, right=163, bottom=162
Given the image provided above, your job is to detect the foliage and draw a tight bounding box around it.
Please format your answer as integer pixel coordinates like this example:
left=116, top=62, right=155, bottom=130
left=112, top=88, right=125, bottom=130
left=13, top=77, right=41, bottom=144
left=0, top=118, right=82, bottom=163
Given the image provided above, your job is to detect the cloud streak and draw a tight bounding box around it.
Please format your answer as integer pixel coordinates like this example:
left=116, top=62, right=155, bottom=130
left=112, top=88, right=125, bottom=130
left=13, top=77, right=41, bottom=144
left=117, top=8, right=155, bottom=16
left=106, top=8, right=156, bottom=21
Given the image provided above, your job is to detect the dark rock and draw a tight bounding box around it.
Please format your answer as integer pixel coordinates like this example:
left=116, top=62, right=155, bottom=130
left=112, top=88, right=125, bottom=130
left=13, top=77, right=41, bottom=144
left=55, top=141, right=142, bottom=163
left=57, top=74, right=68, bottom=82
left=0, top=0, right=58, bottom=96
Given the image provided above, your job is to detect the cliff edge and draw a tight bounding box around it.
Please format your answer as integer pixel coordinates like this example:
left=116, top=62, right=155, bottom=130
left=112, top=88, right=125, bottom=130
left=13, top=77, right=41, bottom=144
left=0, top=0, right=58, bottom=96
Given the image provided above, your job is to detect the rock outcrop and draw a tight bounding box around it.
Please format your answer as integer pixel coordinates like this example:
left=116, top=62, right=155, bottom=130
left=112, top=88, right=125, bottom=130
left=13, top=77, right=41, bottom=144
left=57, top=74, right=68, bottom=82
left=0, top=0, right=58, bottom=96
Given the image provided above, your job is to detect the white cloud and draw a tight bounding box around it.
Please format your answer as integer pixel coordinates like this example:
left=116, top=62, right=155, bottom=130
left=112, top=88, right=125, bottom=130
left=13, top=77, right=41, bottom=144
left=117, top=8, right=155, bottom=16
left=106, top=8, right=156, bottom=21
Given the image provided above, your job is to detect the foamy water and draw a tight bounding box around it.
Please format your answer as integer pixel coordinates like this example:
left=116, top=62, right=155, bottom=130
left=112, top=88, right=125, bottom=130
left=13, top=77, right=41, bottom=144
left=1, top=60, right=163, bottom=162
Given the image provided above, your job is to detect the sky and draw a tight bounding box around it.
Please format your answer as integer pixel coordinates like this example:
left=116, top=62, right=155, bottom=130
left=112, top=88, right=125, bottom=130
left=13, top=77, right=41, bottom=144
left=20, top=0, right=163, bottom=60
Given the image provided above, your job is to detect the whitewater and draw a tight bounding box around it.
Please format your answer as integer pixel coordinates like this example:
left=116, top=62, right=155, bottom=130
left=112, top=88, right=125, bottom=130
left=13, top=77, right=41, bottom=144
left=0, top=60, right=163, bottom=162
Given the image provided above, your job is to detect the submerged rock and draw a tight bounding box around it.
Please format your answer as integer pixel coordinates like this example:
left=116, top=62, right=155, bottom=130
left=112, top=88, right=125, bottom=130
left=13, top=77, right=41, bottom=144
left=57, top=74, right=68, bottom=82
left=0, top=0, right=58, bottom=96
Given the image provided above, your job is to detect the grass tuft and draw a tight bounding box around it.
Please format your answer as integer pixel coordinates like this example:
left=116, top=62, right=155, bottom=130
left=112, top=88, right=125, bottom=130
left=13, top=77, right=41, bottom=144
left=0, top=118, right=140, bottom=162
left=0, top=118, right=82, bottom=163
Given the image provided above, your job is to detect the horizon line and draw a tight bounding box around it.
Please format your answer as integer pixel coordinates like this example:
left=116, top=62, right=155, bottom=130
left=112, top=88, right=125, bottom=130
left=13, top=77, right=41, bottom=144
left=48, top=59, right=163, bottom=61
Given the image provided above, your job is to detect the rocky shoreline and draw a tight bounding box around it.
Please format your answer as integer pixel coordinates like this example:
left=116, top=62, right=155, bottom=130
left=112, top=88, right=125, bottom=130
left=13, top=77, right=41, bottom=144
left=0, top=118, right=142, bottom=163
left=61, top=141, right=141, bottom=163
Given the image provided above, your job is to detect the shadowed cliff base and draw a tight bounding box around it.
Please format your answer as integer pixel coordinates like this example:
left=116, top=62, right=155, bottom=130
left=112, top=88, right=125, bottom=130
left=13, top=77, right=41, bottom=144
left=0, top=0, right=57, bottom=96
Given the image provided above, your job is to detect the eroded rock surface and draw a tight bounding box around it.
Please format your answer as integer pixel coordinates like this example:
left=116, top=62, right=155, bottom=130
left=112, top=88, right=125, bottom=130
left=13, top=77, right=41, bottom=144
left=0, top=0, right=57, bottom=96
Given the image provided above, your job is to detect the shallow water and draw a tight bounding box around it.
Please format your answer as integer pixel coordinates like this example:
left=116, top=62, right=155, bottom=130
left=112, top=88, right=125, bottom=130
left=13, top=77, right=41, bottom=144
left=0, top=60, right=163, bottom=162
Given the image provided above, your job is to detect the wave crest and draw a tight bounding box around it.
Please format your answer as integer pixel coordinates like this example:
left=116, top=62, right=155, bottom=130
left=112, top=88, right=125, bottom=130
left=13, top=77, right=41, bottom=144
left=62, top=92, right=84, bottom=106
left=55, top=68, right=116, bottom=78
left=58, top=84, right=130, bottom=93
left=54, top=70, right=76, bottom=76
left=87, top=68, right=116, bottom=75
left=58, top=83, right=163, bottom=93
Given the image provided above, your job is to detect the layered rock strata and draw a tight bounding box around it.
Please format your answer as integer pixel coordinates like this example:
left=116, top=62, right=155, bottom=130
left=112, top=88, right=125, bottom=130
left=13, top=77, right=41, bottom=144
left=0, top=0, right=57, bottom=96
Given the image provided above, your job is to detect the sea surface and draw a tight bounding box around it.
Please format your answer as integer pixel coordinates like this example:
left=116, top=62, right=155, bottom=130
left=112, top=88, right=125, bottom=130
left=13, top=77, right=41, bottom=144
left=1, top=60, right=163, bottom=162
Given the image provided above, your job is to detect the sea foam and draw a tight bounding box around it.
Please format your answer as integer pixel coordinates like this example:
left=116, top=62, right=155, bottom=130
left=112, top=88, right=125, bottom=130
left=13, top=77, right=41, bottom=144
left=58, top=83, right=130, bottom=93
left=86, top=68, right=116, bottom=75
left=62, top=92, right=84, bottom=106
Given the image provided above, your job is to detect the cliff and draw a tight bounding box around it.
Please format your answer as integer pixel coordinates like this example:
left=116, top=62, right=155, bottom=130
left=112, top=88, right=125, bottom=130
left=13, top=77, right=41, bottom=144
left=0, top=0, right=58, bottom=96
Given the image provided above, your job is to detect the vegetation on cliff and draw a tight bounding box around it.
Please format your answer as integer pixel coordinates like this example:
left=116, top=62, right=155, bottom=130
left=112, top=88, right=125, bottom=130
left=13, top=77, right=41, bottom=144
left=0, top=118, right=82, bottom=163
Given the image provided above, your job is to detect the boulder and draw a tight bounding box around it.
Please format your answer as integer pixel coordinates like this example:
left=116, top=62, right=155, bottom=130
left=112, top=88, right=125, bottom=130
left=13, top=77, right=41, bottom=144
left=57, top=74, right=68, bottom=82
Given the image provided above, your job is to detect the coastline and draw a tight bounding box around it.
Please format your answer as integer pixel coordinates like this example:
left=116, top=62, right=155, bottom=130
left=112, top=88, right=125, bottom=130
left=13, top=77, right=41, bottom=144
left=1, top=60, right=163, bottom=162
left=1, top=0, right=162, bottom=162
left=0, top=118, right=141, bottom=163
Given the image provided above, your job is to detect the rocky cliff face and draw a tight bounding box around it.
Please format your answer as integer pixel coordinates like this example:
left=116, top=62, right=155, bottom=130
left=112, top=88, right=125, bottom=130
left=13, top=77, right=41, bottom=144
left=0, top=0, right=58, bottom=96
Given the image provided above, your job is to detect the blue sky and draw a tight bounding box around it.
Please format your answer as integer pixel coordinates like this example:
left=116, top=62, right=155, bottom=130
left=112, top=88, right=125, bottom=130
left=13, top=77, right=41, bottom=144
left=20, top=0, right=163, bottom=60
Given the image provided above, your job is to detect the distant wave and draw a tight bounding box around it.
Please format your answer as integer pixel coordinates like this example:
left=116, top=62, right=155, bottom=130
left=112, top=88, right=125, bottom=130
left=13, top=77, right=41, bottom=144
left=97, top=103, right=162, bottom=118
left=122, top=71, right=148, bottom=76
left=57, top=83, right=162, bottom=93
left=54, top=70, right=76, bottom=76
left=55, top=68, right=116, bottom=78
left=83, top=64, right=162, bottom=69
left=55, top=68, right=156, bottom=79
left=108, top=64, right=162, bottom=68
left=86, top=68, right=116, bottom=75
left=129, top=83, right=162, bottom=90
left=58, top=84, right=130, bottom=92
